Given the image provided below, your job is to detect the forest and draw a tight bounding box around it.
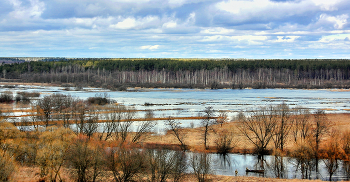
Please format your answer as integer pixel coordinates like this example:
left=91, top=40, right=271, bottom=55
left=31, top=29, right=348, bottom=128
left=1, top=58, right=350, bottom=90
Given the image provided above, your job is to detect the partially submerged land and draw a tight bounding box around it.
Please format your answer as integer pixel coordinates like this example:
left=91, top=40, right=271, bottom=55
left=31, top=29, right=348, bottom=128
left=0, top=88, right=350, bottom=181
left=1, top=57, right=350, bottom=181
left=144, top=113, right=350, bottom=154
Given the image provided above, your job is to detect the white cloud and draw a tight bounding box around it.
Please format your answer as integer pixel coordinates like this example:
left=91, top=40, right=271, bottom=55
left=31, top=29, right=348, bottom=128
left=214, top=0, right=349, bottom=25
left=1, top=0, right=350, bottom=58
left=140, top=45, right=160, bottom=50
left=215, top=0, right=312, bottom=20
left=317, top=14, right=348, bottom=29
left=319, top=34, right=350, bottom=42
left=8, top=0, right=45, bottom=19
left=110, top=18, right=136, bottom=29
left=310, top=0, right=343, bottom=11
left=163, top=21, right=177, bottom=28
left=109, top=16, right=160, bottom=30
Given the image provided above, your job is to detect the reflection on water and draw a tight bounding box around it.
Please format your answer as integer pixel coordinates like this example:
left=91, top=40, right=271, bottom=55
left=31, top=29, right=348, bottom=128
left=208, top=153, right=349, bottom=181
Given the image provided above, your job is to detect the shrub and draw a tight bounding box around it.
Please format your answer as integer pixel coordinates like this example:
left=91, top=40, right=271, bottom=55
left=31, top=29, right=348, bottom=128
left=0, top=93, right=13, bottom=103
left=144, top=102, right=154, bottom=106
left=15, top=94, right=30, bottom=104
left=215, top=130, right=235, bottom=155
left=87, top=97, right=108, bottom=105
left=0, top=152, right=16, bottom=181
left=17, top=91, right=40, bottom=97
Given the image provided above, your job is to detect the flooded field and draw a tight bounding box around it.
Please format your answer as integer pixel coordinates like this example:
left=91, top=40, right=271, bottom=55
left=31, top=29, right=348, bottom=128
left=2, top=85, right=350, bottom=181
left=4, top=85, right=350, bottom=118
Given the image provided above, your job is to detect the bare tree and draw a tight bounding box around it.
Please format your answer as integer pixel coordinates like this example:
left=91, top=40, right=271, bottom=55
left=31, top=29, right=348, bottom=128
left=273, top=103, right=292, bottom=151
left=201, top=107, right=216, bottom=150
left=165, top=117, right=187, bottom=151
left=83, top=106, right=99, bottom=139
left=66, top=137, right=104, bottom=182
left=322, top=131, right=343, bottom=181
left=36, top=127, right=73, bottom=181
left=131, top=110, right=156, bottom=143
left=311, top=109, right=332, bottom=177
left=238, top=106, right=278, bottom=155
left=36, top=95, right=54, bottom=127
left=98, top=105, right=124, bottom=141
left=215, top=130, right=236, bottom=155
left=191, top=153, right=211, bottom=182
left=290, top=142, right=315, bottom=179
left=0, top=152, right=16, bottom=181
left=72, top=100, right=87, bottom=135
left=172, top=151, right=188, bottom=182
left=216, top=110, right=228, bottom=127
left=147, top=149, right=181, bottom=182
left=120, top=108, right=136, bottom=143
left=313, top=110, right=331, bottom=159
left=342, top=130, right=350, bottom=180
left=90, top=144, right=106, bottom=182
left=106, top=148, right=145, bottom=182
left=292, top=107, right=311, bottom=143
left=59, top=95, right=77, bottom=128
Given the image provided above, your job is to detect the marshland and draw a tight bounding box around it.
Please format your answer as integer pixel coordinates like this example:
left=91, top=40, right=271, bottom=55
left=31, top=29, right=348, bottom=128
left=1, top=58, right=350, bottom=181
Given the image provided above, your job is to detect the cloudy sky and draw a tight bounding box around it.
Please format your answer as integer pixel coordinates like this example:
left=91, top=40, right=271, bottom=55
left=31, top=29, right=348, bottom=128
left=1, top=0, right=350, bottom=58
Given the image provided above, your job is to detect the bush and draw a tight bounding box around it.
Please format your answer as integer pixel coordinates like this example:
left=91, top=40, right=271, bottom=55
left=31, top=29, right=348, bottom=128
left=0, top=153, right=16, bottom=181
left=17, top=91, right=40, bottom=97
left=215, top=131, right=235, bottom=155
left=87, top=97, right=108, bottom=105
left=15, top=94, right=30, bottom=104
left=144, top=102, right=154, bottom=106
left=0, top=93, right=13, bottom=103
left=87, top=93, right=110, bottom=105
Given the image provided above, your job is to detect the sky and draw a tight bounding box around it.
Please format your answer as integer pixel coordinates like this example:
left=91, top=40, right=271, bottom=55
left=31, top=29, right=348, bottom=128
left=1, top=0, right=350, bottom=59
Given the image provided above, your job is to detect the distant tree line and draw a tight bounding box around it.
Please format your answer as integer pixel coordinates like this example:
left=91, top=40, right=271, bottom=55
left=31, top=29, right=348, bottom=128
left=0, top=57, right=25, bottom=65
left=1, top=58, right=350, bottom=89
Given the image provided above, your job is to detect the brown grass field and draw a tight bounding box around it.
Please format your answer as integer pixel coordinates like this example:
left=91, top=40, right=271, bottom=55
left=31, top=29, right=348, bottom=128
left=2, top=82, right=349, bottom=181
left=9, top=113, right=350, bottom=181
left=143, top=113, right=350, bottom=154
left=13, top=167, right=326, bottom=182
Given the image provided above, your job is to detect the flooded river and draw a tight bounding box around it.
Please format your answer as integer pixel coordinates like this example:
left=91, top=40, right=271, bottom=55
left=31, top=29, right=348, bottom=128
left=2, top=85, right=350, bottom=180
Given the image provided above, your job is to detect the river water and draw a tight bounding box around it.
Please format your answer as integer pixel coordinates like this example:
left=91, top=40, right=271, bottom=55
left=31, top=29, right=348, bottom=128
left=5, top=85, right=350, bottom=130
left=3, top=85, right=350, bottom=180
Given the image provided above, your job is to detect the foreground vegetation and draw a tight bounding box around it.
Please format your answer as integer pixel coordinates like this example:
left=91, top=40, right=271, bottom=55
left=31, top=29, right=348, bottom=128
left=1, top=58, right=350, bottom=89
left=1, top=92, right=350, bottom=181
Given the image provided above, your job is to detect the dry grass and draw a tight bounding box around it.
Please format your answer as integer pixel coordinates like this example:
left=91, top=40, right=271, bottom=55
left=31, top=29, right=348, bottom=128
left=9, top=113, right=350, bottom=182
left=0, top=81, right=61, bottom=87
left=210, top=175, right=325, bottom=182
left=144, top=113, right=350, bottom=154
left=12, top=167, right=75, bottom=182
left=12, top=168, right=327, bottom=182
